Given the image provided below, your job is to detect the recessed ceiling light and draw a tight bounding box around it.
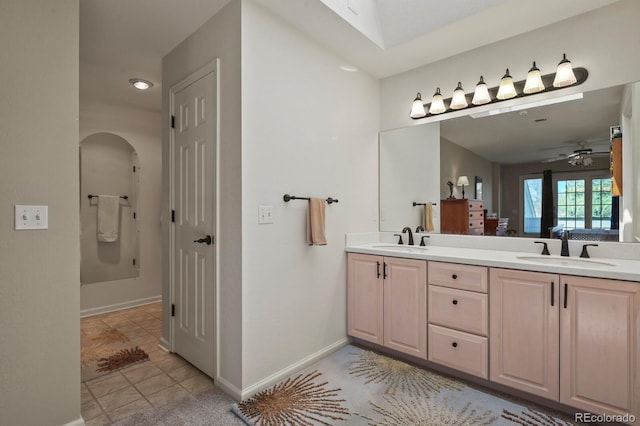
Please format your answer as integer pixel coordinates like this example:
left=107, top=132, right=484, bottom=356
left=340, top=65, right=358, bottom=72
left=129, top=78, right=153, bottom=90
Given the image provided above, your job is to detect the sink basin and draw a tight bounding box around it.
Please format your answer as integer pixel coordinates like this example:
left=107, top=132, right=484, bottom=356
left=372, top=244, right=428, bottom=253
left=516, top=256, right=615, bottom=268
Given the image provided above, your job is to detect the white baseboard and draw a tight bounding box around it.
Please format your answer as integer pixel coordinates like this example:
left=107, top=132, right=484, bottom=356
left=216, top=375, right=243, bottom=401
left=158, top=338, right=170, bottom=352
left=80, top=295, right=161, bottom=318
left=63, top=418, right=85, bottom=426
left=239, top=337, right=350, bottom=400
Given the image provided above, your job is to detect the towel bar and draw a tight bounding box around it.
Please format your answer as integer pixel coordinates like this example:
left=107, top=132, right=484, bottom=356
left=413, top=202, right=437, bottom=206
left=283, top=194, right=338, bottom=204
left=88, top=194, right=129, bottom=200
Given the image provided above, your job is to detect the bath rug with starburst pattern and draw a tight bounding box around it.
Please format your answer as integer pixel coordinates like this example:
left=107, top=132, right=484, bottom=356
left=81, top=327, right=149, bottom=382
left=232, top=344, right=582, bottom=426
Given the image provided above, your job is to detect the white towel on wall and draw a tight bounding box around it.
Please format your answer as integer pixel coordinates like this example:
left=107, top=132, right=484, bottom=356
left=97, top=195, right=120, bottom=242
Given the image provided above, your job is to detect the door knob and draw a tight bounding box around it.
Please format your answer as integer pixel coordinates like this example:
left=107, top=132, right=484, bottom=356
left=194, top=235, right=213, bottom=245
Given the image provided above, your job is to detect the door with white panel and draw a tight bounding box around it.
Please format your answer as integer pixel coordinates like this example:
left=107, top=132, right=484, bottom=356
left=171, top=67, right=217, bottom=377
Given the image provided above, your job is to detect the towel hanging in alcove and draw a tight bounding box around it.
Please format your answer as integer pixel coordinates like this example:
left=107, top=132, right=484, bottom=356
left=97, top=195, right=120, bottom=242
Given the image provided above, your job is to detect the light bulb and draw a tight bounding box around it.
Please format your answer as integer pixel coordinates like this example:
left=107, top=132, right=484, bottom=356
left=553, top=53, right=577, bottom=88
left=450, top=82, right=468, bottom=110
left=429, top=88, right=446, bottom=114
left=523, top=62, right=545, bottom=94
left=472, top=76, right=491, bottom=105
left=496, top=69, right=517, bottom=100
left=410, top=92, right=427, bottom=118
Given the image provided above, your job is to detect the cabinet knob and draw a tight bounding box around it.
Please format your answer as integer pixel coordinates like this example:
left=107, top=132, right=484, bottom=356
left=452, top=299, right=458, bottom=305
left=452, top=274, right=458, bottom=280
left=452, top=342, right=458, bottom=348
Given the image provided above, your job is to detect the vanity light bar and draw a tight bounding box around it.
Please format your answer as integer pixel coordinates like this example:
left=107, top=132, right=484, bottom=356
left=410, top=59, right=587, bottom=120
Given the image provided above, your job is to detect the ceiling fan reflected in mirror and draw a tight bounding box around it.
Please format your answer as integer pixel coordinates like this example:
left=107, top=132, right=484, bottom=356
left=541, top=141, right=609, bottom=166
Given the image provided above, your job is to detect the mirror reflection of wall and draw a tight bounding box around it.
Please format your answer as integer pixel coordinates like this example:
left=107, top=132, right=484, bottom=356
left=80, top=132, right=140, bottom=284
left=440, top=138, right=495, bottom=207
left=379, top=82, right=640, bottom=241
left=379, top=123, right=440, bottom=232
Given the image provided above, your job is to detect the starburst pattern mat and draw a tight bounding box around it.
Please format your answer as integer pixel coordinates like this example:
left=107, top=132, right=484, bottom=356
left=232, top=345, right=580, bottom=426
left=81, top=326, right=149, bottom=382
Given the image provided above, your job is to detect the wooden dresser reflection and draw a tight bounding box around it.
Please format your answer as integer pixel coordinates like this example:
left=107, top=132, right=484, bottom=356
left=441, top=199, right=484, bottom=235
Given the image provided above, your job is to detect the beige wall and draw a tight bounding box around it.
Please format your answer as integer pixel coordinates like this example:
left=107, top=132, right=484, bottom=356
left=440, top=138, right=494, bottom=209
left=241, top=0, right=379, bottom=392
left=0, top=1, right=81, bottom=425
left=79, top=102, right=162, bottom=316
left=162, top=0, right=243, bottom=394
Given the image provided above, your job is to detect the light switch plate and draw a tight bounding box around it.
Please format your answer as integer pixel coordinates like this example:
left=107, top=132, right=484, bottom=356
left=258, top=205, right=274, bottom=224
left=15, top=205, right=48, bottom=230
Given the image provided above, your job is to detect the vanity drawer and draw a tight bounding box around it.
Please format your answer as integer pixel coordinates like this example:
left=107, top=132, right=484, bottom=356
left=428, top=262, right=488, bottom=293
left=428, top=286, right=488, bottom=336
left=428, top=324, right=488, bottom=379
left=468, top=201, right=484, bottom=211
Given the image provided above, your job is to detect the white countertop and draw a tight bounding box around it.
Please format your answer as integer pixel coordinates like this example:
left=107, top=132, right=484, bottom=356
left=345, top=234, right=640, bottom=282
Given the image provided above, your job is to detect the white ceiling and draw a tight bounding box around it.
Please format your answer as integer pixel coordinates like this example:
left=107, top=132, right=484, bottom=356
left=80, top=0, right=624, bottom=163
left=80, top=0, right=231, bottom=112
left=375, top=0, right=510, bottom=48
left=80, top=0, right=620, bottom=113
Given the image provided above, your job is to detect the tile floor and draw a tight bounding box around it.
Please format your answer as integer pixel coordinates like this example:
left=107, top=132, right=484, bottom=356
left=81, top=302, right=215, bottom=425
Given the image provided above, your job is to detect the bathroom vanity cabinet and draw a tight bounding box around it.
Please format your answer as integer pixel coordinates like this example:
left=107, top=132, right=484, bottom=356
left=490, top=268, right=560, bottom=400
left=347, top=246, right=639, bottom=420
left=427, top=261, right=489, bottom=379
left=490, top=268, right=639, bottom=417
left=560, top=275, right=638, bottom=417
left=347, top=253, right=384, bottom=345
left=347, top=253, right=426, bottom=358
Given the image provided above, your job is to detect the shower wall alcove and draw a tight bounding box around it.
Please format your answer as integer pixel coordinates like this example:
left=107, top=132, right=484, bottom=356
left=80, top=132, right=140, bottom=284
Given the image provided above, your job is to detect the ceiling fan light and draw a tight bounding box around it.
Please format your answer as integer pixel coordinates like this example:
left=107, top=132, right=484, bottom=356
left=410, top=92, right=427, bottom=118
left=450, top=82, right=468, bottom=110
left=429, top=88, right=447, bottom=114
left=553, top=54, right=577, bottom=88
left=496, top=69, right=517, bottom=100
left=523, top=62, right=545, bottom=94
left=472, top=76, right=491, bottom=105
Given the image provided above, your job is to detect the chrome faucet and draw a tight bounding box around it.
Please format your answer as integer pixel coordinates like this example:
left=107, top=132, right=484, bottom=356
left=560, top=230, right=570, bottom=257
left=402, top=227, right=414, bottom=245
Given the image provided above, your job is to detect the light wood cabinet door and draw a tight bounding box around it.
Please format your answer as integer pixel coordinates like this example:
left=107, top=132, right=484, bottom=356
left=490, top=268, right=559, bottom=400
left=384, top=257, right=427, bottom=359
left=347, top=253, right=384, bottom=345
left=560, top=275, right=639, bottom=417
